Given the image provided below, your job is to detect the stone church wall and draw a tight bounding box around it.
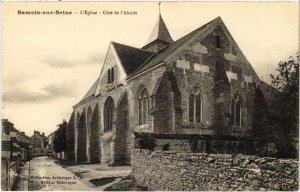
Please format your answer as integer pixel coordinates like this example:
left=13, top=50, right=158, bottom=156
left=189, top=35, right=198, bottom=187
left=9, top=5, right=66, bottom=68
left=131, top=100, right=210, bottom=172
left=164, top=26, right=261, bottom=135
left=73, top=97, right=99, bottom=163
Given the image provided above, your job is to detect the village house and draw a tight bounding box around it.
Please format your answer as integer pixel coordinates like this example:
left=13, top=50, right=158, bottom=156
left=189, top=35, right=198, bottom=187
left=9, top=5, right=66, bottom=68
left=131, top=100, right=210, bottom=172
left=31, top=131, right=48, bottom=157
left=1, top=119, right=33, bottom=190
left=66, top=14, right=285, bottom=165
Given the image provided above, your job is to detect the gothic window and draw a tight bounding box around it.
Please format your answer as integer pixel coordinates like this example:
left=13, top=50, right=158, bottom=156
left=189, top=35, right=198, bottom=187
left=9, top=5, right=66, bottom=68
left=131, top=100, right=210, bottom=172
left=138, top=88, right=149, bottom=125
left=231, top=93, right=242, bottom=127
left=189, top=86, right=202, bottom=123
left=104, top=97, right=114, bottom=132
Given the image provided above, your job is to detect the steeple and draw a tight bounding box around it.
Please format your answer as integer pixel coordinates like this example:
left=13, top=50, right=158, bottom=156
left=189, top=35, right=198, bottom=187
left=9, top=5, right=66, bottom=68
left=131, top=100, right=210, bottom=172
left=142, top=8, right=174, bottom=53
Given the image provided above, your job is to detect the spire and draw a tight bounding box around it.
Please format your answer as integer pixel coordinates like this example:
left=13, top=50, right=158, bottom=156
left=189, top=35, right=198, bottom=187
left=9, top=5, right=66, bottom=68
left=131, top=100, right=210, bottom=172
left=159, top=1, right=161, bottom=15
left=145, top=14, right=174, bottom=45
left=142, top=5, right=174, bottom=52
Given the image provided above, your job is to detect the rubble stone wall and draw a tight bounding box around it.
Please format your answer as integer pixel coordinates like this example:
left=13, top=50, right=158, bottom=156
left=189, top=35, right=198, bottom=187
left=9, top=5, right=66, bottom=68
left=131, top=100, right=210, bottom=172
left=134, top=132, right=298, bottom=158
left=132, top=149, right=298, bottom=191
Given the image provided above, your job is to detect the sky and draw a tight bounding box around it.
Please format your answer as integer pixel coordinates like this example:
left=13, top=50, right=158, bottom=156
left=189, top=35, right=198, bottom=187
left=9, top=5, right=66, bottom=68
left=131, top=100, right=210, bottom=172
left=2, top=2, right=299, bottom=136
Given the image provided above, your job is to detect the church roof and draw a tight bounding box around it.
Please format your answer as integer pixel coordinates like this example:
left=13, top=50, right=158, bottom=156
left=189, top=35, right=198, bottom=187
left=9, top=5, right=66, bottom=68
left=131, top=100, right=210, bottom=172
left=79, top=77, right=100, bottom=102
left=77, top=16, right=256, bottom=105
left=143, top=14, right=174, bottom=48
left=112, top=42, right=153, bottom=75
left=131, top=17, right=220, bottom=77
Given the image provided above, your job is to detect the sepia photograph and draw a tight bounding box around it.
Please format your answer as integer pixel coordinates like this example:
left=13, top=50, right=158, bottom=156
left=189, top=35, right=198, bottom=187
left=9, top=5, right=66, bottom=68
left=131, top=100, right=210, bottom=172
left=1, top=1, right=299, bottom=191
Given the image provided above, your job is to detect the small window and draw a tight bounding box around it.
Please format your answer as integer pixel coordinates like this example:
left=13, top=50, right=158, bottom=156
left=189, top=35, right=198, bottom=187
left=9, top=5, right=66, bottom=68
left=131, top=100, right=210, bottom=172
left=107, top=68, right=115, bottom=84
left=111, top=68, right=114, bottom=82
left=107, top=69, right=111, bottom=83
left=231, top=93, right=242, bottom=126
left=189, top=86, right=202, bottom=123
left=138, top=88, right=149, bottom=125
left=216, top=35, right=221, bottom=48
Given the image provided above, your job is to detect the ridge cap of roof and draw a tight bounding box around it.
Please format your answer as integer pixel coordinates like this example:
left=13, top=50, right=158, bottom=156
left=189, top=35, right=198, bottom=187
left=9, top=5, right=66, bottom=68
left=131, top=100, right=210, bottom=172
left=111, top=41, right=152, bottom=53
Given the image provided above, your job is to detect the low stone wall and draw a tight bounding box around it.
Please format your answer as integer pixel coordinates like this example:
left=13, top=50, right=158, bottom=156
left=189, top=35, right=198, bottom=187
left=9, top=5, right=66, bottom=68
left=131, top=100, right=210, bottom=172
left=132, top=149, right=298, bottom=191
left=134, top=132, right=298, bottom=158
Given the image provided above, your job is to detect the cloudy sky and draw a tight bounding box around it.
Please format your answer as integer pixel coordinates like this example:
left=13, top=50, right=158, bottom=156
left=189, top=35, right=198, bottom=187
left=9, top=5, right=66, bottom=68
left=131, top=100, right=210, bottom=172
left=2, top=2, right=299, bottom=136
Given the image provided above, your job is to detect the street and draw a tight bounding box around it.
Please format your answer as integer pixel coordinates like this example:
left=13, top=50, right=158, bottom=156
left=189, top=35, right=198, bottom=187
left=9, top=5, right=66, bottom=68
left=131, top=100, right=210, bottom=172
left=28, top=157, right=94, bottom=191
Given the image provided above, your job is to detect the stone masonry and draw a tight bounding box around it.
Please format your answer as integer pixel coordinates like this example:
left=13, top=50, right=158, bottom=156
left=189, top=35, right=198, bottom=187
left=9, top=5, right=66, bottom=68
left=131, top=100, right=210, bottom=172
left=65, top=14, right=290, bottom=165
left=132, top=149, right=298, bottom=191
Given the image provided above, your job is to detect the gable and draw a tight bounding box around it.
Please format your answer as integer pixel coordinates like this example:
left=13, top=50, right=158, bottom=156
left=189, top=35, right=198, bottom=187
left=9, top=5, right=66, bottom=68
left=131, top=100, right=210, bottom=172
left=131, top=17, right=219, bottom=77
left=94, top=43, right=127, bottom=96
left=168, top=18, right=260, bottom=84
left=131, top=17, right=261, bottom=85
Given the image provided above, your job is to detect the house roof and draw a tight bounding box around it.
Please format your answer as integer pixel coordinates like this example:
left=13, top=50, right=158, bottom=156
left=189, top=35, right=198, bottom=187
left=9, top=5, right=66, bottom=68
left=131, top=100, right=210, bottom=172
left=19, top=133, right=32, bottom=144
left=131, top=17, right=220, bottom=77
left=112, top=42, right=153, bottom=75
left=143, top=14, right=174, bottom=47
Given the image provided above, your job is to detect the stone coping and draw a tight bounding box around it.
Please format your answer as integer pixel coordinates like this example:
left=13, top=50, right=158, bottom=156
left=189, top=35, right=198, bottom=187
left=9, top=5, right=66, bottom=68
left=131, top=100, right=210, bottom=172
left=133, top=132, right=293, bottom=142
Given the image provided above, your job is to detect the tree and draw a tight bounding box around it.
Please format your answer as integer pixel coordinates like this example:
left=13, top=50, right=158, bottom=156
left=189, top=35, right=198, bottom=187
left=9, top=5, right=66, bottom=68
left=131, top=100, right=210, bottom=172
left=53, top=119, right=67, bottom=153
left=270, top=53, right=299, bottom=136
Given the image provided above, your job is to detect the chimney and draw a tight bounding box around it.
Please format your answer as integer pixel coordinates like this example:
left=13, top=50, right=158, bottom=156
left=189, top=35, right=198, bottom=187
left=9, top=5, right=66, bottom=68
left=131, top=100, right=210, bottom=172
left=42, top=133, right=45, bottom=136
left=20, top=132, right=25, bottom=135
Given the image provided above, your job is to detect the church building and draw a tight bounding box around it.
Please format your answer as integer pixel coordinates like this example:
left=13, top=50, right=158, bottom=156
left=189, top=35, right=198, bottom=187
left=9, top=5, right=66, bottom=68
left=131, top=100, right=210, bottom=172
left=66, top=14, right=283, bottom=165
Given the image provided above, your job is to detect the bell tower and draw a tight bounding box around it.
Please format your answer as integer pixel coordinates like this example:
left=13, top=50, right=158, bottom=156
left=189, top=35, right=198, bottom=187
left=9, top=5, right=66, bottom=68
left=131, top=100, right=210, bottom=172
left=142, top=3, right=173, bottom=53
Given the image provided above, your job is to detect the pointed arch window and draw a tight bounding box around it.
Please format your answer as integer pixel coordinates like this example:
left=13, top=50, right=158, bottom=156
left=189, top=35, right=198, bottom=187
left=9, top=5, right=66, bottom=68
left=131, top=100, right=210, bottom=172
left=231, top=93, right=242, bottom=127
left=189, top=86, right=202, bottom=123
left=104, top=97, right=114, bottom=132
left=138, top=88, right=149, bottom=125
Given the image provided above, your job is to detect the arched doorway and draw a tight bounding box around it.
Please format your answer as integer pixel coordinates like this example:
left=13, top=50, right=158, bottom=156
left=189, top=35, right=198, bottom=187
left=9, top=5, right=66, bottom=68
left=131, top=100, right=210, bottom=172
left=77, top=111, right=87, bottom=162
left=102, top=97, right=115, bottom=164
left=115, top=92, right=130, bottom=165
